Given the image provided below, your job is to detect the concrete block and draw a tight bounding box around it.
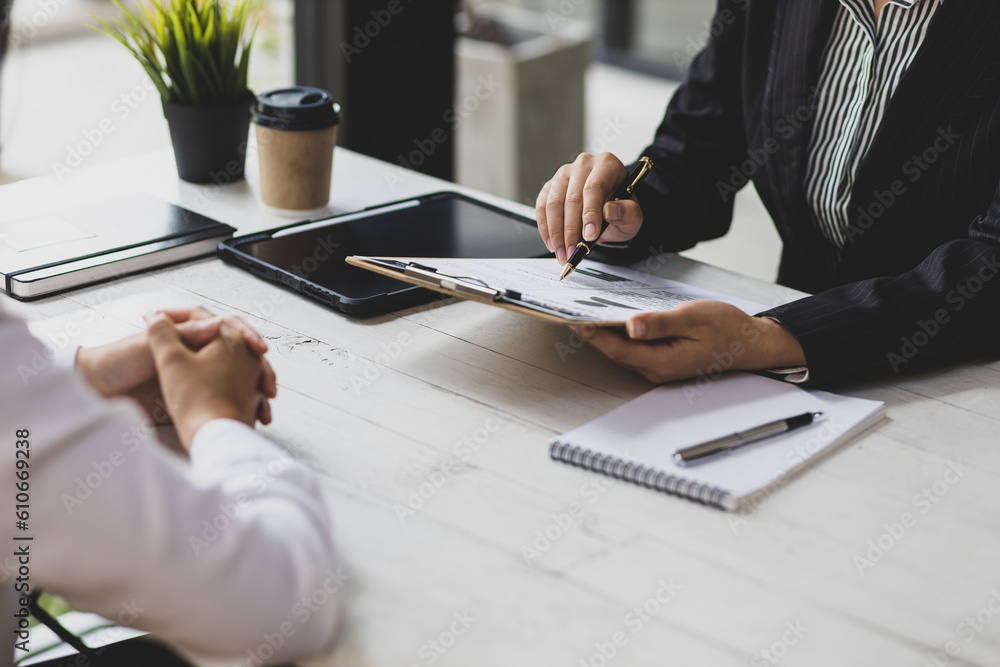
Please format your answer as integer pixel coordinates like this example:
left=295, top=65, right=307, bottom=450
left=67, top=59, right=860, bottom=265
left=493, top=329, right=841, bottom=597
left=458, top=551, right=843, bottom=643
left=456, top=3, right=592, bottom=206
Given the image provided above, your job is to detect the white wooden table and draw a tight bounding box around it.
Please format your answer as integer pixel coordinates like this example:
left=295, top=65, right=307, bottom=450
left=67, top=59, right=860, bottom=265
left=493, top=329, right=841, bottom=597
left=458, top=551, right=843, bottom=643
left=3, top=148, right=1000, bottom=667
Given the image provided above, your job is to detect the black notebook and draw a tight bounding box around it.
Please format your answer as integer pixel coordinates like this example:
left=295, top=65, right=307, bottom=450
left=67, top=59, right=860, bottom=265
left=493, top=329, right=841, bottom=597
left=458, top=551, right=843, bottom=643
left=0, top=195, right=235, bottom=300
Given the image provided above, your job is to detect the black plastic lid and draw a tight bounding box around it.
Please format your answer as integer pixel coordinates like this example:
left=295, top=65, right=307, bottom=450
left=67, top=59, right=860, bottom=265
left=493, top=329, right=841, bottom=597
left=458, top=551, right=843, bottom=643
left=251, top=87, right=341, bottom=131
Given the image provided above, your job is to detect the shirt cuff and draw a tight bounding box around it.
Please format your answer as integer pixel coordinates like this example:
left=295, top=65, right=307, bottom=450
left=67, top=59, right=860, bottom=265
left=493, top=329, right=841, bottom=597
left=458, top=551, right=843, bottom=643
left=755, top=316, right=810, bottom=383
left=57, top=345, right=82, bottom=373
left=757, top=366, right=811, bottom=384
left=189, top=418, right=284, bottom=470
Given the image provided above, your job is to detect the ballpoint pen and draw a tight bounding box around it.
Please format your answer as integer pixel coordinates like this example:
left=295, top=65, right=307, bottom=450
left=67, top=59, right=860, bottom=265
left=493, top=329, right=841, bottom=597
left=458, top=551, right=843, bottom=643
left=559, top=156, right=654, bottom=280
left=672, top=412, right=823, bottom=466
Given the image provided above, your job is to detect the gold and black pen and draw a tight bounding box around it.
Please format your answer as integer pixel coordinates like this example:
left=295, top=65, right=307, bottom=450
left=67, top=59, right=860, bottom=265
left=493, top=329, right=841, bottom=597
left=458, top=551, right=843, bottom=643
left=559, top=156, right=654, bottom=280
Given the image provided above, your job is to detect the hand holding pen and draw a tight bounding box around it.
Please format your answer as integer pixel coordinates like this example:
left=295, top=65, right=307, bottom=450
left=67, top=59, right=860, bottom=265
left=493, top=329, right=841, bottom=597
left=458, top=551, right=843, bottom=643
left=561, top=157, right=653, bottom=279
left=534, top=153, right=654, bottom=276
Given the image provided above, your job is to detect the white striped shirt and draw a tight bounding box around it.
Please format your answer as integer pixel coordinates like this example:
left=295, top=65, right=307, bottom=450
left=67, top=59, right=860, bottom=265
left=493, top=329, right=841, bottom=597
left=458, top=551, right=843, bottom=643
left=804, top=0, right=944, bottom=250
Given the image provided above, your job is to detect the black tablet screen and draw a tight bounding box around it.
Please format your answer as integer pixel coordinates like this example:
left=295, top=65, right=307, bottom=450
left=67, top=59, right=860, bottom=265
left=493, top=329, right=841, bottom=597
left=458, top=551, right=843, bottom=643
left=237, top=194, right=549, bottom=300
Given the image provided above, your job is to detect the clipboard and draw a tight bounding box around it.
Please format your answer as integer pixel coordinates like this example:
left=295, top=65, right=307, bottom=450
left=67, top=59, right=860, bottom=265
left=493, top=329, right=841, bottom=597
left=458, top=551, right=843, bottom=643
left=347, top=255, right=776, bottom=326
left=346, top=256, right=626, bottom=325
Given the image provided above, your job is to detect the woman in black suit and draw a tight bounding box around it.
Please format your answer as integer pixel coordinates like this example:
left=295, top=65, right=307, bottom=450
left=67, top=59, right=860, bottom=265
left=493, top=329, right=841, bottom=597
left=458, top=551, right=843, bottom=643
left=536, top=0, right=1000, bottom=387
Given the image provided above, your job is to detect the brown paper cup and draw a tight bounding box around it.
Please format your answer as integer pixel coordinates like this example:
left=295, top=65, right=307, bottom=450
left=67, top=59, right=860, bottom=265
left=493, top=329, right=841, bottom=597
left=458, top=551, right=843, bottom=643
left=256, top=124, right=337, bottom=211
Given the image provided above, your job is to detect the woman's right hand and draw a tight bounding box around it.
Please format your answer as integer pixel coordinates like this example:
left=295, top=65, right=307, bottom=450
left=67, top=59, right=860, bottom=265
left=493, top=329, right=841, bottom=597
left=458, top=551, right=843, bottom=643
left=144, top=312, right=270, bottom=450
left=535, top=152, right=645, bottom=264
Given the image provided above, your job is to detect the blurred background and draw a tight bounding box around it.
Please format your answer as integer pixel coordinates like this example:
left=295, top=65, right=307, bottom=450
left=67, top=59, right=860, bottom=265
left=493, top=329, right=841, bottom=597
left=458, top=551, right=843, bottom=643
left=0, top=0, right=780, bottom=280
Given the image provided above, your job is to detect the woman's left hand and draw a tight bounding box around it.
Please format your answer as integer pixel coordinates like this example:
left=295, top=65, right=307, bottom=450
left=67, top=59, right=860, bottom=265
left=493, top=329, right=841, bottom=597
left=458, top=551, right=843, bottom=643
left=572, top=301, right=807, bottom=384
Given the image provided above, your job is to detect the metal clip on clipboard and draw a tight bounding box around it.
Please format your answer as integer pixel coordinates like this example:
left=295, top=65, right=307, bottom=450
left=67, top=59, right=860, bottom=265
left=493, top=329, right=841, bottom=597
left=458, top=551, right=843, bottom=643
left=399, top=262, right=520, bottom=301
left=361, top=258, right=591, bottom=320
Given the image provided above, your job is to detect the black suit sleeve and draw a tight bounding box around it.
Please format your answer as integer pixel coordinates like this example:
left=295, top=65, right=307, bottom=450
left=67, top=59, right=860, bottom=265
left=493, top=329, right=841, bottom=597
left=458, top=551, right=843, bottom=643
left=608, top=0, right=751, bottom=263
left=762, top=183, right=1000, bottom=386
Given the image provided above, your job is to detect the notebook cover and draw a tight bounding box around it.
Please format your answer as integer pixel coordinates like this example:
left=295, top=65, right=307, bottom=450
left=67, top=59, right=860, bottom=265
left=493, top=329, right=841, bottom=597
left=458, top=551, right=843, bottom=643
left=0, top=195, right=235, bottom=296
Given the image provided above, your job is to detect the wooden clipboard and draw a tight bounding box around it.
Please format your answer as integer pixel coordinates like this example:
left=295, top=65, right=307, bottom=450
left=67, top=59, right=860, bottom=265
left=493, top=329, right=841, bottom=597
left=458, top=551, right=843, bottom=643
left=346, top=256, right=627, bottom=326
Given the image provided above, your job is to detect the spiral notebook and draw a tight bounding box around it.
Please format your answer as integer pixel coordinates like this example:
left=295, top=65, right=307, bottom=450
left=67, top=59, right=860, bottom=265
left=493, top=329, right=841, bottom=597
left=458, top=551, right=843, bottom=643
left=550, top=373, right=885, bottom=511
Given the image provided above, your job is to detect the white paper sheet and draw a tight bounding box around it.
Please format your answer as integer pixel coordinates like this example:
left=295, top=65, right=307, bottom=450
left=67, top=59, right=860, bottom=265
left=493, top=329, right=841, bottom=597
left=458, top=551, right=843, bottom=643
left=383, top=257, right=769, bottom=320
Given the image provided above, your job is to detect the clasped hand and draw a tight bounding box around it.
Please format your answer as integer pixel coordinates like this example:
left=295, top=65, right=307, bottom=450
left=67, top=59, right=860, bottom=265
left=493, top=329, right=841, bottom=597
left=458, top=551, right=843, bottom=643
left=75, top=306, right=277, bottom=449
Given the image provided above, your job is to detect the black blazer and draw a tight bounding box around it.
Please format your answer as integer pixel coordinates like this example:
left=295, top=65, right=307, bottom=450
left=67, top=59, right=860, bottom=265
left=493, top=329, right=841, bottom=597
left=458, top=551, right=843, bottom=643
left=619, top=0, right=1000, bottom=386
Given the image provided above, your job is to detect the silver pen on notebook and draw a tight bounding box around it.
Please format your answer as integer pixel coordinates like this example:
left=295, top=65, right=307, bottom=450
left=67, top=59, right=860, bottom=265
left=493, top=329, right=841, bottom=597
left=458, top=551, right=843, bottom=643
left=673, top=412, right=822, bottom=466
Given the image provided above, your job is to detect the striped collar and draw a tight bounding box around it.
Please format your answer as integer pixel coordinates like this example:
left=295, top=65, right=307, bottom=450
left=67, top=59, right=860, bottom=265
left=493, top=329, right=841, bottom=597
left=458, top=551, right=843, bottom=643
left=843, top=0, right=946, bottom=7
left=840, top=0, right=944, bottom=39
left=839, top=0, right=945, bottom=12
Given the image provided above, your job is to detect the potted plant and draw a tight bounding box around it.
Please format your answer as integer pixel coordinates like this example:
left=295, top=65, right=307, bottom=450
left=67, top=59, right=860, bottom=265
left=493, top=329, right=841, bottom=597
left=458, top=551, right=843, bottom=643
left=96, top=0, right=258, bottom=184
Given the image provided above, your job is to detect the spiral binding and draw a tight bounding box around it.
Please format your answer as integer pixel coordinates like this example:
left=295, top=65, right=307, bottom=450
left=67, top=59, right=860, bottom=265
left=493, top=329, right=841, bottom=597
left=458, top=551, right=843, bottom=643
left=549, top=440, right=730, bottom=509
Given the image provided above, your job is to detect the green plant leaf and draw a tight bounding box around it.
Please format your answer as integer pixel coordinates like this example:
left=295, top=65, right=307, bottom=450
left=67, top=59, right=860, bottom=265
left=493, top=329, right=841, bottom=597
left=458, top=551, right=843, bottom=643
left=95, top=0, right=257, bottom=107
left=188, top=4, right=203, bottom=43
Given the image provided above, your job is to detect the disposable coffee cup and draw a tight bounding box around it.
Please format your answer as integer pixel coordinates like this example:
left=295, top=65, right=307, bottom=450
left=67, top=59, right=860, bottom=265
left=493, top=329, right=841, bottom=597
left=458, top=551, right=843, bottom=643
left=252, top=87, right=341, bottom=212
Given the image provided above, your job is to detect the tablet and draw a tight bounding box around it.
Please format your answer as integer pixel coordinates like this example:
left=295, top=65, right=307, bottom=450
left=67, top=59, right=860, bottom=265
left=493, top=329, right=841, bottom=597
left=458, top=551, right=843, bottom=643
left=218, top=191, right=550, bottom=315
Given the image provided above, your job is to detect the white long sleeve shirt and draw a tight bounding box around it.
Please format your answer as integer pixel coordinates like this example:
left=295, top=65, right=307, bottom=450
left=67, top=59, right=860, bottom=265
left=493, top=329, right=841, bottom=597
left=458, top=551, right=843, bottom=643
left=0, top=305, right=341, bottom=665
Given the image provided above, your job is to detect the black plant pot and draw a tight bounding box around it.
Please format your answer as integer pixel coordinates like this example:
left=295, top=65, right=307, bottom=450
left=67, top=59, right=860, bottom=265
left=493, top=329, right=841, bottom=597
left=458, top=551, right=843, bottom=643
left=162, top=95, right=253, bottom=184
